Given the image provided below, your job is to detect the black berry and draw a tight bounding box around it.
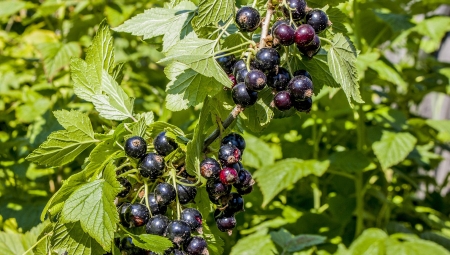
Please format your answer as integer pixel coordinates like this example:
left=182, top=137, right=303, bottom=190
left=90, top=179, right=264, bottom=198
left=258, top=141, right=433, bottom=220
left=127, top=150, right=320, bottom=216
left=200, top=157, right=222, bottom=179
left=294, top=24, right=315, bottom=47
left=234, top=169, right=255, bottom=189
left=214, top=210, right=237, bottom=234
left=235, top=7, right=261, bottom=32
left=293, top=70, right=312, bottom=81
left=146, top=215, right=170, bottom=236
left=139, top=153, right=165, bottom=179
left=155, top=183, right=176, bottom=206
left=153, top=131, right=178, bottom=156
left=273, top=23, right=295, bottom=46
left=124, top=136, right=147, bottom=159
left=117, top=177, right=131, bottom=198
left=226, top=192, right=245, bottom=214
left=297, top=34, right=321, bottom=58
left=181, top=208, right=203, bottom=233
left=236, top=68, right=250, bottom=83
left=245, top=70, right=267, bottom=91
left=287, top=75, right=314, bottom=101
left=124, top=203, right=150, bottom=227
left=271, top=20, right=290, bottom=32
left=282, top=0, right=307, bottom=21
left=184, top=237, right=208, bottom=255
left=267, top=67, right=291, bottom=91
left=231, top=83, right=258, bottom=107
left=119, top=202, right=131, bottom=228
left=273, top=91, right=293, bottom=111
left=218, top=144, right=242, bottom=165
left=216, top=52, right=236, bottom=74
left=219, top=167, right=239, bottom=185
left=207, top=179, right=231, bottom=198
left=147, top=192, right=167, bottom=215
left=221, top=133, right=246, bottom=152
left=177, top=179, right=197, bottom=204
left=166, top=220, right=191, bottom=246
left=255, top=48, right=280, bottom=72
left=232, top=59, right=247, bottom=76
left=306, top=9, right=329, bottom=33
left=293, top=97, right=313, bottom=113
left=237, top=185, right=254, bottom=195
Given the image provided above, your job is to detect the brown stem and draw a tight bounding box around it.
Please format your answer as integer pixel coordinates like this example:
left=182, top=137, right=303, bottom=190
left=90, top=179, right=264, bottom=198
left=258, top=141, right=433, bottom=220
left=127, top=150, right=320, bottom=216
left=259, top=1, right=275, bottom=49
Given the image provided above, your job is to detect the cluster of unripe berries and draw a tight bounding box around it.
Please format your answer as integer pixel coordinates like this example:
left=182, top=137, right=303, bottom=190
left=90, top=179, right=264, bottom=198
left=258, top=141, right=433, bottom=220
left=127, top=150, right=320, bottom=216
left=200, top=133, right=255, bottom=235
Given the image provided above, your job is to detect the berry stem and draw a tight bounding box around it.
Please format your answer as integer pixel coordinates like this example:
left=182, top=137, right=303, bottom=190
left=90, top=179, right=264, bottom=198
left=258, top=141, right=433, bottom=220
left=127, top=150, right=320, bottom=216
left=259, top=0, right=275, bottom=49
left=203, top=105, right=244, bottom=152
left=131, top=185, right=145, bottom=203
left=117, top=168, right=137, bottom=178
left=144, top=179, right=152, bottom=217
left=170, top=166, right=181, bottom=220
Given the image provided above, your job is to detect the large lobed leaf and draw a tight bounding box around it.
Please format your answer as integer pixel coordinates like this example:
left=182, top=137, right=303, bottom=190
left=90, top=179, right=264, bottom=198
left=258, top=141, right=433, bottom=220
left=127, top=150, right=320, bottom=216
left=51, top=222, right=105, bottom=255
left=372, top=131, right=417, bottom=170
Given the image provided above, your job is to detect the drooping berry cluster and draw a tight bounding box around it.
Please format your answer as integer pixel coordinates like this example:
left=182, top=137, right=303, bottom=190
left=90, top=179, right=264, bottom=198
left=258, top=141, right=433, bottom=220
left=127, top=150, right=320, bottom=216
left=200, top=133, right=255, bottom=235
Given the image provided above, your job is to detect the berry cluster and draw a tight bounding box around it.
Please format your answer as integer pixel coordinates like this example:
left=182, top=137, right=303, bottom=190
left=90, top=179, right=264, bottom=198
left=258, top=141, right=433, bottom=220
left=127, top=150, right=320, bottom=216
left=200, top=133, right=255, bottom=235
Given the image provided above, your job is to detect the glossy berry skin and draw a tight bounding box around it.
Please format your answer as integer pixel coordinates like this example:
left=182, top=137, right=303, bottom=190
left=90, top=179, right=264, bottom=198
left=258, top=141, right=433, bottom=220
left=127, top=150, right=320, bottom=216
left=200, top=157, right=221, bottom=179
left=218, top=144, right=242, bottom=165
left=177, top=179, right=197, bottom=204
left=207, top=179, right=231, bottom=198
left=226, top=192, right=245, bottom=214
left=214, top=210, right=237, bottom=234
left=267, top=67, right=291, bottom=91
left=235, top=7, right=261, bottom=32
left=181, top=208, right=203, bottom=233
left=231, top=83, right=258, bottom=107
left=293, top=70, right=312, bottom=81
left=274, top=91, right=293, bottom=111
left=232, top=60, right=247, bottom=76
left=139, top=153, right=165, bottom=179
left=235, top=68, right=250, bottom=83
left=154, top=131, right=178, bottom=156
left=146, top=215, right=170, bottom=236
left=219, top=167, right=239, bottom=185
left=282, top=0, right=307, bottom=20
left=255, top=48, right=280, bottom=72
left=237, top=185, right=253, bottom=195
left=306, top=9, right=329, bottom=33
left=155, top=183, right=176, bottom=207
left=209, top=193, right=230, bottom=206
left=216, top=52, right=235, bottom=74
left=166, top=220, right=191, bottom=246
left=221, top=133, right=246, bottom=152
left=147, top=192, right=167, bottom=215
left=245, top=70, right=267, bottom=91
left=287, top=75, right=314, bottom=101
left=271, top=20, right=289, bottom=32
left=297, top=34, right=321, bottom=58
left=234, top=169, right=255, bottom=189
left=119, top=202, right=131, bottom=228
left=124, top=203, right=150, bottom=227
left=124, top=136, right=147, bottom=159
left=117, top=177, right=131, bottom=197
left=184, top=237, right=208, bottom=255
left=273, top=23, right=295, bottom=46
left=293, top=97, right=313, bottom=113
left=294, top=24, right=315, bottom=47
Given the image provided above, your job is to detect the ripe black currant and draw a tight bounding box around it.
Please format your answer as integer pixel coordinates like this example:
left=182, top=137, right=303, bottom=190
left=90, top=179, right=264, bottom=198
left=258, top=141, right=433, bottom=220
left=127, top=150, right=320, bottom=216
left=222, top=133, right=246, bottom=152
left=294, top=24, right=315, bottom=47
left=153, top=131, right=178, bottom=156
left=306, top=9, right=329, bottom=33
left=209, top=193, right=230, bottom=206
left=200, top=157, right=221, bottom=179
left=235, top=68, right=250, bottom=83
left=139, top=153, right=165, bottom=179
left=287, top=75, right=314, bottom=101
left=214, top=209, right=237, bottom=234
left=237, top=185, right=254, bottom=195
left=231, top=83, right=258, bottom=107
left=177, top=179, right=197, bottom=204
left=207, top=179, right=231, bottom=198
left=232, top=59, right=247, bottom=76
left=282, top=0, right=307, bottom=21
left=273, top=23, right=295, bottom=46
left=219, top=167, right=239, bottom=185
left=124, top=203, right=150, bottom=227
left=184, top=237, right=208, bottom=255
left=124, top=136, right=147, bottom=159
left=215, top=52, right=236, bottom=74
left=245, top=69, right=267, bottom=91
left=119, top=202, right=131, bottom=228
left=226, top=192, right=245, bottom=214
left=147, top=192, right=167, bottom=215
left=166, top=220, right=192, bottom=246
left=234, top=169, right=255, bottom=189
left=255, top=48, right=280, bottom=72
left=231, top=162, right=243, bottom=172
left=218, top=144, right=242, bottom=165
left=117, top=177, right=131, bottom=198
left=267, top=67, right=291, bottom=91
left=293, top=70, right=312, bottom=81
left=273, top=91, right=293, bottom=111
left=155, top=183, right=176, bottom=206
left=293, top=97, right=313, bottom=113
left=146, top=215, right=170, bottom=236
left=297, top=34, right=321, bottom=58
left=181, top=208, right=203, bottom=233
left=235, top=7, right=261, bottom=32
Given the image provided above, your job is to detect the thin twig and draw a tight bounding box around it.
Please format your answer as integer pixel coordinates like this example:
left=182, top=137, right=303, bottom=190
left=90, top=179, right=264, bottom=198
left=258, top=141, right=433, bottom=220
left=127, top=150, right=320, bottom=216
left=259, top=0, right=275, bottom=49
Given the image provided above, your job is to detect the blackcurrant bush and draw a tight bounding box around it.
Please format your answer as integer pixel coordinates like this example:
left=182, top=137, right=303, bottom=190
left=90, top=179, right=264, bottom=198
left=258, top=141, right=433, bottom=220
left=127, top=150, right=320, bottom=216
left=245, top=69, right=267, bottom=91
left=294, top=24, right=315, bottom=47
left=233, top=169, right=255, bottom=189
left=282, top=0, right=307, bottom=21
left=219, top=167, right=239, bottom=185
left=200, top=157, right=221, bottom=179
left=232, top=60, right=247, bottom=76
left=139, top=153, right=165, bottom=179
left=235, top=7, right=261, bottom=32
left=287, top=75, right=314, bottom=101
left=218, top=144, right=242, bottom=165
left=184, top=237, right=208, bottom=255
left=214, top=210, right=237, bottom=234
left=166, top=220, right=191, bottom=246
left=231, top=83, right=258, bottom=107
left=124, top=136, right=147, bottom=159
left=117, top=177, right=131, bottom=198
left=226, top=193, right=245, bottom=214
left=306, top=9, right=329, bottom=33
left=119, top=202, right=131, bottom=228
left=293, top=70, right=312, bottom=81
left=237, top=185, right=254, bottom=195
left=293, top=97, right=313, bottom=113
left=235, top=68, right=250, bottom=83
left=124, top=203, right=150, bottom=227
left=146, top=215, right=170, bottom=236
left=207, top=179, right=231, bottom=198
left=215, top=52, right=236, bottom=74
left=273, top=91, right=293, bottom=111
left=177, top=179, right=197, bottom=204
left=273, top=23, right=295, bottom=46
left=267, top=67, right=291, bottom=91
left=181, top=208, right=203, bottom=233
left=147, top=192, right=167, bottom=215
left=255, top=48, right=280, bottom=72
left=222, top=133, right=246, bottom=152
left=297, top=34, right=321, bottom=58
left=154, top=131, right=178, bottom=156
left=155, top=183, right=176, bottom=206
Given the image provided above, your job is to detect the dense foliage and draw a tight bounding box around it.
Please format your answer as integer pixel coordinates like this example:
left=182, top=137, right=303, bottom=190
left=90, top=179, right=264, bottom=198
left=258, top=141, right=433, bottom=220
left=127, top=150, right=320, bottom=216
left=1, top=0, right=450, bottom=254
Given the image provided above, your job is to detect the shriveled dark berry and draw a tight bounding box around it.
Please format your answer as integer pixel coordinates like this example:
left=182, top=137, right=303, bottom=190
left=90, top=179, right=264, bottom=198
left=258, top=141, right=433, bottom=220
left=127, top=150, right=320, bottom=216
left=221, top=133, right=246, bottom=152
left=119, top=202, right=131, bottom=228
left=139, top=153, right=165, bottom=179
left=282, top=0, right=307, bottom=21
left=147, top=192, right=167, bottom=215
left=181, top=208, right=203, bottom=233
left=273, top=23, right=295, bottom=46
left=245, top=70, right=267, bottom=91
left=273, top=91, right=293, bottom=111
left=218, top=144, right=242, bottom=165
left=117, top=177, right=131, bottom=198
left=255, top=48, right=280, bottom=72
left=154, top=131, right=178, bottom=156
left=207, top=179, right=231, bottom=198
left=233, top=169, right=255, bottom=189
left=237, top=185, right=254, bottom=195
left=166, top=220, right=191, bottom=246
left=216, top=52, right=236, bottom=74
left=226, top=193, right=245, bottom=214
left=231, top=83, right=258, bottom=107
left=287, top=75, right=314, bottom=101
left=293, top=97, right=313, bottom=113
left=184, top=237, right=208, bottom=255
left=200, top=157, right=221, bottom=179
left=267, top=67, right=291, bottom=91
left=293, top=70, right=312, bottom=81
left=177, top=179, right=197, bottom=204
left=124, top=203, right=149, bottom=227
left=124, top=136, right=147, bottom=159
left=214, top=209, right=237, bottom=234
left=146, top=215, right=170, bottom=236
left=297, top=34, right=321, bottom=58
left=155, top=183, right=176, bottom=207
left=219, top=167, right=239, bottom=185
left=294, top=24, right=315, bottom=47
left=306, top=9, right=329, bottom=33
left=235, top=7, right=261, bottom=32
left=232, top=60, right=247, bottom=76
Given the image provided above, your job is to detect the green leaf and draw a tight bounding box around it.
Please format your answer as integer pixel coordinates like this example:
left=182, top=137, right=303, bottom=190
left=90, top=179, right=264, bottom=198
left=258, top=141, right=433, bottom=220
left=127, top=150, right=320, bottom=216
left=348, top=228, right=388, bottom=255
left=71, top=58, right=102, bottom=102
left=254, top=159, right=330, bottom=207
left=203, top=221, right=225, bottom=255
left=327, top=7, right=348, bottom=35
left=0, top=222, right=49, bottom=255
left=60, top=162, right=121, bottom=250
left=51, top=222, right=105, bottom=255
left=242, top=133, right=274, bottom=168
left=130, top=234, right=173, bottom=254
left=132, top=115, right=148, bottom=137
left=372, top=131, right=417, bottom=170
left=329, top=150, right=372, bottom=173
left=221, top=33, right=249, bottom=56
left=0, top=1, right=26, bottom=18
left=370, top=60, right=407, bottom=92
left=192, top=0, right=234, bottom=28
left=239, top=88, right=274, bottom=133
left=86, top=20, right=115, bottom=83
left=270, top=228, right=326, bottom=252
left=386, top=237, right=450, bottom=255
left=114, top=1, right=197, bottom=52
left=26, top=110, right=98, bottom=167
left=327, top=33, right=364, bottom=106
left=37, top=42, right=81, bottom=81
left=426, top=120, right=450, bottom=142
left=230, top=231, right=277, bottom=255
left=135, top=112, right=155, bottom=126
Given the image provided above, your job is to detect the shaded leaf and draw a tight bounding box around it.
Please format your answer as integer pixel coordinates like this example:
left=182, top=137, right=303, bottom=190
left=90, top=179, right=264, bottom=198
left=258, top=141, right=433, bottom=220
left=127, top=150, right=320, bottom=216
left=372, top=131, right=417, bottom=170
left=37, top=42, right=81, bottom=81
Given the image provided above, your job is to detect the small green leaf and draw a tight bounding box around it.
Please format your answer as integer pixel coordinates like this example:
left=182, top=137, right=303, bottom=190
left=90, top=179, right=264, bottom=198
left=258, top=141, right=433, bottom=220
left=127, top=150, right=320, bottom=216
left=192, top=0, right=234, bottom=28
left=130, top=234, right=173, bottom=254
left=203, top=221, right=225, bottom=255
left=132, top=115, right=148, bottom=137
left=230, top=231, right=277, bottom=255
left=36, top=42, right=81, bottom=81
left=53, top=109, right=95, bottom=138
left=221, top=33, right=249, bottom=56
left=270, top=229, right=326, bottom=252
left=370, top=60, right=407, bottom=92
left=254, top=159, right=329, bottom=207
left=239, top=88, right=274, bottom=133
left=0, top=1, right=26, bottom=18
left=348, top=228, right=387, bottom=255
left=242, top=134, right=274, bottom=168
left=327, top=7, right=348, bottom=35
left=372, top=131, right=417, bottom=170
left=51, top=222, right=105, bottom=255
left=426, top=119, right=450, bottom=142
left=71, top=58, right=101, bottom=102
